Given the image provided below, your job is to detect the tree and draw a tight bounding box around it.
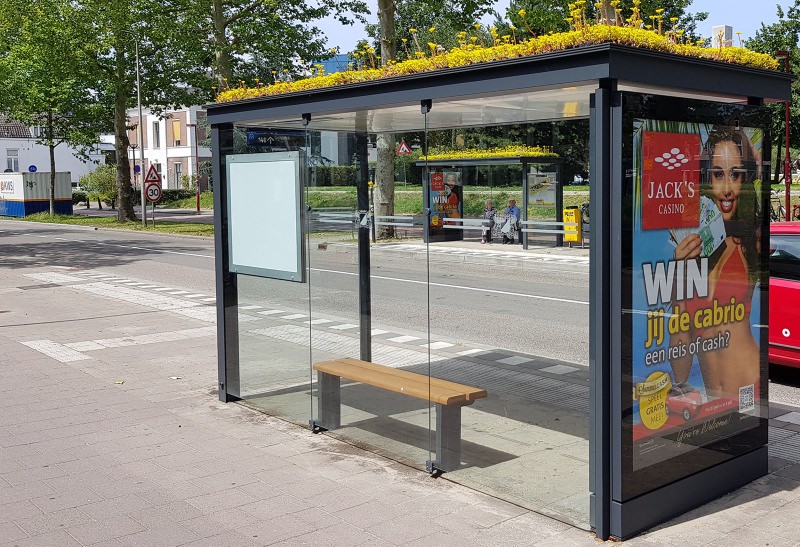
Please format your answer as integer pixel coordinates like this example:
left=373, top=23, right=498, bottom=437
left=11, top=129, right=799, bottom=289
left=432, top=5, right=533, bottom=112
left=80, top=164, right=117, bottom=209
left=495, top=0, right=707, bottom=41
left=370, top=0, right=496, bottom=237
left=173, top=0, right=368, bottom=89
left=68, top=0, right=208, bottom=221
left=0, top=0, right=105, bottom=215
left=746, top=1, right=800, bottom=184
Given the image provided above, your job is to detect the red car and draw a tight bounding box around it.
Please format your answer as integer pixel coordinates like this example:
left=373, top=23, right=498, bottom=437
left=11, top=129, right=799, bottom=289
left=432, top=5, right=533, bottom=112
left=666, top=384, right=705, bottom=422
left=769, top=222, right=800, bottom=368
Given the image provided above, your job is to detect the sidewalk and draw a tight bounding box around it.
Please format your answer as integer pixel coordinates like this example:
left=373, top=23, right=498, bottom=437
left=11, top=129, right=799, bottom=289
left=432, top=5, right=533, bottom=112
left=1, top=263, right=799, bottom=546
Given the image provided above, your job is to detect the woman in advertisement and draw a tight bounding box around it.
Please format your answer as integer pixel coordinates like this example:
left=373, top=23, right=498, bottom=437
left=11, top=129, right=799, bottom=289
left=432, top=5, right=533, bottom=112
left=670, top=128, right=762, bottom=399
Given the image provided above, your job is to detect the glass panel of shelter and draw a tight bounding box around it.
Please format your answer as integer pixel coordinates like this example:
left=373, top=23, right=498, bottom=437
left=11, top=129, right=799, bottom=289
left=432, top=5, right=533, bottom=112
left=306, top=114, right=435, bottom=472
left=227, top=94, right=593, bottom=528
left=421, top=107, right=591, bottom=528
left=231, top=125, right=314, bottom=426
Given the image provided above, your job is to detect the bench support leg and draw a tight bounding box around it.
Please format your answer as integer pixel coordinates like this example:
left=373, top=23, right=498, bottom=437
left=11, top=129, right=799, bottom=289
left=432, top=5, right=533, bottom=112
left=435, top=403, right=462, bottom=472
left=314, top=372, right=341, bottom=431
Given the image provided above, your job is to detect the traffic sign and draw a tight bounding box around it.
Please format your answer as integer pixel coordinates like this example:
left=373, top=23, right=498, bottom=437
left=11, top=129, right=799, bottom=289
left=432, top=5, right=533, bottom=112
left=397, top=139, right=412, bottom=155
left=145, top=182, right=162, bottom=203
left=28, top=165, right=37, bottom=173
left=144, top=165, right=161, bottom=184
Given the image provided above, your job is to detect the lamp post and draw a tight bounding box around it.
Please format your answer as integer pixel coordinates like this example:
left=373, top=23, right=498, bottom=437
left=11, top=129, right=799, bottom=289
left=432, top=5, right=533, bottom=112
left=129, top=143, right=138, bottom=195
left=135, top=39, right=147, bottom=227
left=776, top=50, right=791, bottom=222
left=186, top=122, right=200, bottom=213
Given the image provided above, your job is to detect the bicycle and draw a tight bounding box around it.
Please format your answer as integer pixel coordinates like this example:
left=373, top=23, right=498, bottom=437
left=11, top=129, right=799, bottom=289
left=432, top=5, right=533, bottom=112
left=770, top=191, right=786, bottom=222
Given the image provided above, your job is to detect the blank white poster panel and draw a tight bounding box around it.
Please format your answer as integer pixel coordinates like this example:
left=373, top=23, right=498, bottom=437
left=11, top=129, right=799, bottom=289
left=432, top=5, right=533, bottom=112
left=228, top=157, right=301, bottom=279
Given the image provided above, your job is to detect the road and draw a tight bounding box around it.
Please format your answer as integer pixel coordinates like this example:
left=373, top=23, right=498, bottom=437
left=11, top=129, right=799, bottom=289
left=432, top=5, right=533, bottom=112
left=2, top=219, right=797, bottom=400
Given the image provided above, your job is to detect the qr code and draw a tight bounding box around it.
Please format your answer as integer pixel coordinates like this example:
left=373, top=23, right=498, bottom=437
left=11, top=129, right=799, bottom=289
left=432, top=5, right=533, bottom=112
left=739, top=384, right=755, bottom=413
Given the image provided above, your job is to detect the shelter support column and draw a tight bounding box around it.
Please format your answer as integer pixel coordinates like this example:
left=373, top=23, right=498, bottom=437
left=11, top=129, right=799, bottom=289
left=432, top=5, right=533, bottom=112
left=589, top=81, right=616, bottom=541
left=213, top=123, right=240, bottom=402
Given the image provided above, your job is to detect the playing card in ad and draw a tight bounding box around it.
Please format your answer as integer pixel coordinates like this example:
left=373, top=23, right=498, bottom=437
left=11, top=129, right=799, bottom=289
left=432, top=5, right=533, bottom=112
left=642, top=132, right=701, bottom=230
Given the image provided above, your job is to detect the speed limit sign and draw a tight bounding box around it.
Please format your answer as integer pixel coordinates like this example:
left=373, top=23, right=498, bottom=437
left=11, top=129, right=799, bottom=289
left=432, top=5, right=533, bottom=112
left=145, top=182, right=162, bottom=203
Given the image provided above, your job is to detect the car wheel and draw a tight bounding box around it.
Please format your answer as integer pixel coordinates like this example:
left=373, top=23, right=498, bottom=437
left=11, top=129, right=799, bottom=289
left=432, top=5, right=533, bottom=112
left=682, top=408, right=691, bottom=422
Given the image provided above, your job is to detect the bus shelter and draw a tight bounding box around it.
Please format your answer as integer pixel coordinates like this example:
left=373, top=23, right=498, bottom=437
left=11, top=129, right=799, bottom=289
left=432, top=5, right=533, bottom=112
left=415, top=157, right=565, bottom=248
left=206, top=43, right=791, bottom=539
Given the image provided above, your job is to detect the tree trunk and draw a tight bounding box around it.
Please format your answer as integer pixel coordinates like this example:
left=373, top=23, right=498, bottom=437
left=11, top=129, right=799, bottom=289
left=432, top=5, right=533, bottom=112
left=212, top=0, right=232, bottom=88
left=375, top=133, right=396, bottom=238
left=114, top=47, right=136, bottom=221
left=375, top=0, right=397, bottom=238
left=600, top=0, right=616, bottom=25
left=48, top=111, right=56, bottom=216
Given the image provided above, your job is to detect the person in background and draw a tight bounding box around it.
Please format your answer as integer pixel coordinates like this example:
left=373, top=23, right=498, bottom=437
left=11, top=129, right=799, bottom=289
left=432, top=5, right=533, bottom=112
left=503, top=199, right=521, bottom=244
left=482, top=199, right=496, bottom=244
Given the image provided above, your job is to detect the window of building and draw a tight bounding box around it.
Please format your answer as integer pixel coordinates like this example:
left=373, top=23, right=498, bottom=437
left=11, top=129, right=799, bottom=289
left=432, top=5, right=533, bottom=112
left=31, top=126, right=41, bottom=138
left=6, top=149, right=19, bottom=172
left=175, top=162, right=182, bottom=187
left=172, top=120, right=181, bottom=147
left=152, top=121, right=160, bottom=148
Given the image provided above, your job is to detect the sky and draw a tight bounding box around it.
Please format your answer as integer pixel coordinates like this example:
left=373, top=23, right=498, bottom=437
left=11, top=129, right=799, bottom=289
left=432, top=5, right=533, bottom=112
left=317, top=0, right=792, bottom=53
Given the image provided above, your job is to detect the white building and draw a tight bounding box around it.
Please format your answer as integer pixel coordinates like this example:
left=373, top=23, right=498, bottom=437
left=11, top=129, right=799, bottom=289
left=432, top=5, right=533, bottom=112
left=0, top=116, right=110, bottom=183
left=127, top=106, right=211, bottom=190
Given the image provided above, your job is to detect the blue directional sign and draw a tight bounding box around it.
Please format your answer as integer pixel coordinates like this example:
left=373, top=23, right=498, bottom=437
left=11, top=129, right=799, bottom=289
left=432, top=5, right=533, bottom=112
left=246, top=129, right=305, bottom=147
left=134, top=165, right=141, bottom=174
left=28, top=165, right=37, bottom=173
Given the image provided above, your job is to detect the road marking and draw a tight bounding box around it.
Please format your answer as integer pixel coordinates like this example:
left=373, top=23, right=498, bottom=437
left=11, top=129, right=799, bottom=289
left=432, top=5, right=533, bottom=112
left=239, top=305, right=262, bottom=310
left=305, top=319, right=333, bottom=325
left=387, top=335, right=420, bottom=343
left=497, top=356, right=533, bottom=366
left=90, top=241, right=213, bottom=259
left=458, top=348, right=489, bottom=356
left=311, top=268, right=589, bottom=306
left=24, top=272, right=85, bottom=283
left=281, top=313, right=307, bottom=320
left=21, top=340, right=91, bottom=363
left=540, top=364, right=579, bottom=375
left=183, top=294, right=208, bottom=298
left=329, top=323, right=358, bottom=330
left=421, top=341, right=454, bottom=350
left=257, top=310, right=285, bottom=316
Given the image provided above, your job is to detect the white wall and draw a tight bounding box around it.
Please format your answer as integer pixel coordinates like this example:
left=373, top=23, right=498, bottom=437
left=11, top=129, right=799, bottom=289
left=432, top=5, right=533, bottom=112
left=1, top=138, right=107, bottom=183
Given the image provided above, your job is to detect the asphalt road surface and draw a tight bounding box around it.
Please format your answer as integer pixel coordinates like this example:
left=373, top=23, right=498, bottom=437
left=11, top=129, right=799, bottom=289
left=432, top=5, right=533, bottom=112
left=2, top=219, right=797, bottom=401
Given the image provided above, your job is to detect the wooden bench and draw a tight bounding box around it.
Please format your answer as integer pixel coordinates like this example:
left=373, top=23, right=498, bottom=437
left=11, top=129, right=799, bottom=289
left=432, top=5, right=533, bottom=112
left=313, top=358, right=487, bottom=471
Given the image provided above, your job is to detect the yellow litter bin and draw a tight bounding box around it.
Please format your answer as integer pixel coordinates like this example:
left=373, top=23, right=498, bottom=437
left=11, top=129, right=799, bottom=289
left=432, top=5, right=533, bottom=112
left=563, top=206, right=582, bottom=243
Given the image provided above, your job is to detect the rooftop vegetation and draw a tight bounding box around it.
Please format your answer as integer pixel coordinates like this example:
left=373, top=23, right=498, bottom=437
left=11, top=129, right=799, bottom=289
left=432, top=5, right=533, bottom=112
left=216, top=1, right=778, bottom=104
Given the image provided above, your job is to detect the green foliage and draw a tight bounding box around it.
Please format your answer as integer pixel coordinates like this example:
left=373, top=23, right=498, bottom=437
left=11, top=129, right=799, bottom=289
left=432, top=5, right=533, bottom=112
left=746, top=1, right=800, bottom=183
left=17, top=213, right=214, bottom=236
left=495, top=0, right=707, bottom=41
left=80, top=165, right=117, bottom=204
left=72, top=191, right=88, bottom=205
left=362, top=0, right=496, bottom=62
left=312, top=165, right=357, bottom=186
left=162, top=191, right=214, bottom=209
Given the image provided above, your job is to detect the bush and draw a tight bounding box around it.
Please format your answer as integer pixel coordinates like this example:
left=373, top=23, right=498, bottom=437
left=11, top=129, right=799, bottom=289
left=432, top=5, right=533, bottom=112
left=311, top=165, right=356, bottom=187
left=72, top=190, right=87, bottom=205
left=160, top=189, right=195, bottom=202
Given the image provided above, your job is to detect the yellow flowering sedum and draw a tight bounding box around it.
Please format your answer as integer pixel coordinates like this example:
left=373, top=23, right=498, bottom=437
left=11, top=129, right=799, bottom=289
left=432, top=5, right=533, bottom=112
left=217, top=25, right=778, bottom=104
left=423, top=145, right=558, bottom=161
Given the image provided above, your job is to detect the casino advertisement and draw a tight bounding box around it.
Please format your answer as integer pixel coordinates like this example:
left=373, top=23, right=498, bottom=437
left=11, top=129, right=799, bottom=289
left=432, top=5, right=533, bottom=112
left=429, top=170, right=462, bottom=238
left=630, top=120, right=765, bottom=470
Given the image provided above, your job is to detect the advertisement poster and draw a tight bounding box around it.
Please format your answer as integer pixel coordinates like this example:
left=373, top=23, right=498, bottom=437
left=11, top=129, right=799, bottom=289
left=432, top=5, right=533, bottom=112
left=429, top=171, right=462, bottom=238
left=529, top=173, right=557, bottom=206
left=631, top=120, right=765, bottom=471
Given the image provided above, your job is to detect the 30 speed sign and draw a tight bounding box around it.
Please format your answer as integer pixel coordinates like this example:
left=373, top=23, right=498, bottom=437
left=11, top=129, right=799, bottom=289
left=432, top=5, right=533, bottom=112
left=145, top=182, right=162, bottom=203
